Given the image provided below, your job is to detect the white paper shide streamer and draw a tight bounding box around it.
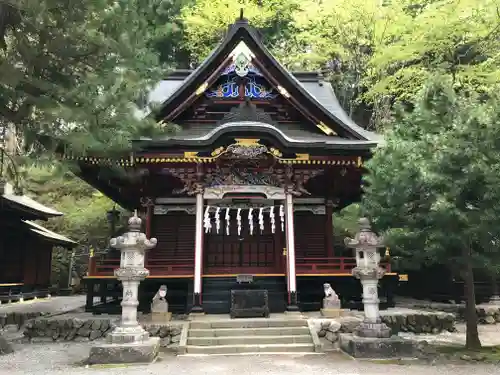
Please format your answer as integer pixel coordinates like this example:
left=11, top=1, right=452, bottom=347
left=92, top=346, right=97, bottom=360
left=258, top=208, right=264, bottom=233
left=279, top=205, right=285, bottom=232
left=225, top=208, right=230, bottom=235
left=248, top=208, right=254, bottom=235
left=237, top=208, right=242, bottom=236
left=203, top=205, right=212, bottom=233
left=269, top=206, right=275, bottom=234
left=215, top=207, right=221, bottom=234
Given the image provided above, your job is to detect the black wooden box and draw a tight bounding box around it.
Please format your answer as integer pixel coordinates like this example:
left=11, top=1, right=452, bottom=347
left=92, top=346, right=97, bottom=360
left=230, top=289, right=270, bottom=318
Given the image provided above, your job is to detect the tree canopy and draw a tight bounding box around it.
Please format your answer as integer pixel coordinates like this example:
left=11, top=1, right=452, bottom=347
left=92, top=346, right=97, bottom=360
left=362, top=77, right=500, bottom=348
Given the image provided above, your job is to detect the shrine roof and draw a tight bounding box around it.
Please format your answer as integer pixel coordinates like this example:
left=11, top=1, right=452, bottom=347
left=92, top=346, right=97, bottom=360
left=143, top=73, right=379, bottom=144
left=134, top=121, right=377, bottom=152
left=1, top=182, right=63, bottom=220
left=147, top=18, right=380, bottom=142
left=22, top=220, right=77, bottom=248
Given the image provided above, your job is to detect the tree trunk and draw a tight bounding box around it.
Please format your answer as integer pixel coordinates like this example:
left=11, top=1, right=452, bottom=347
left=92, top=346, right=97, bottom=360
left=462, top=246, right=481, bottom=349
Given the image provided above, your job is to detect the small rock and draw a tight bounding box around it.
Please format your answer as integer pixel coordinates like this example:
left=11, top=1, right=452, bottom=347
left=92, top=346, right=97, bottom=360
left=77, top=327, right=91, bottom=337
left=432, top=328, right=440, bottom=334
left=0, top=335, right=14, bottom=355
left=100, top=320, right=110, bottom=332
left=89, top=330, right=102, bottom=341
left=325, top=331, right=338, bottom=343
left=484, top=316, right=496, bottom=324
left=460, top=354, right=472, bottom=361
left=318, top=330, right=326, bottom=338
left=160, top=336, right=171, bottom=347
left=72, top=319, right=84, bottom=328
left=321, top=321, right=331, bottom=330
left=158, top=326, right=169, bottom=338
left=148, top=326, right=160, bottom=336
left=171, top=335, right=180, bottom=343
left=327, top=321, right=341, bottom=333
left=91, top=320, right=102, bottom=330
left=170, top=327, right=181, bottom=336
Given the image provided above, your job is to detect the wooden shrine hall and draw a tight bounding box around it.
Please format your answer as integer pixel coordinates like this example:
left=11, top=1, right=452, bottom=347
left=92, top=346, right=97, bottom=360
left=0, top=181, right=77, bottom=302
left=62, top=17, right=398, bottom=314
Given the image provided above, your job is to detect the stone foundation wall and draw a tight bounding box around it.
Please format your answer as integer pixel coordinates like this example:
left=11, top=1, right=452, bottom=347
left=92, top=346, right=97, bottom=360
left=0, top=312, right=45, bottom=330
left=22, top=318, right=182, bottom=348
left=410, top=303, right=500, bottom=324
left=313, top=311, right=456, bottom=348
left=381, top=311, right=455, bottom=334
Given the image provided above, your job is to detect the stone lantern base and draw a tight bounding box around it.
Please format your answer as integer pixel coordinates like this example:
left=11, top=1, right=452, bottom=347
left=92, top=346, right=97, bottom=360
left=339, top=334, right=419, bottom=359
left=88, top=337, right=160, bottom=365
left=355, top=321, right=392, bottom=338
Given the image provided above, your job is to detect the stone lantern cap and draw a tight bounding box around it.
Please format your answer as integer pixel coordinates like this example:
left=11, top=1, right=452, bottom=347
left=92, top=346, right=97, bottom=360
left=344, top=218, right=384, bottom=249
left=128, top=209, right=142, bottom=232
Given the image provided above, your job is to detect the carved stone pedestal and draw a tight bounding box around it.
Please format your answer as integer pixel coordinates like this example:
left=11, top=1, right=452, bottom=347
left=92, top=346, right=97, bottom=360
left=152, top=312, right=172, bottom=323
left=320, top=309, right=348, bottom=318
left=88, top=338, right=161, bottom=365
left=339, top=334, right=418, bottom=359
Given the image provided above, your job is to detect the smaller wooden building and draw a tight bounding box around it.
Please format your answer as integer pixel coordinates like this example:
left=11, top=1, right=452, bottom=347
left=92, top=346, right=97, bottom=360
left=0, top=181, right=77, bottom=302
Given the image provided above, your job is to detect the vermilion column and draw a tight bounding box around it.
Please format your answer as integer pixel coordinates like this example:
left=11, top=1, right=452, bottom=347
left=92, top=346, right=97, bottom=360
left=285, top=189, right=299, bottom=311
left=191, top=188, right=204, bottom=313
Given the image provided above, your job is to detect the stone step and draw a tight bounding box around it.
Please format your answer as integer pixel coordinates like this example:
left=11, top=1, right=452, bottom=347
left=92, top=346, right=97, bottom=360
left=190, top=319, right=307, bottom=330
left=186, top=343, right=316, bottom=355
left=189, top=326, right=310, bottom=337
left=187, top=334, right=313, bottom=346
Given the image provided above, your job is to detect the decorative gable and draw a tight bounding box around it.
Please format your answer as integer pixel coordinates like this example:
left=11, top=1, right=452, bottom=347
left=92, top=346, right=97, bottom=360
left=155, top=19, right=378, bottom=141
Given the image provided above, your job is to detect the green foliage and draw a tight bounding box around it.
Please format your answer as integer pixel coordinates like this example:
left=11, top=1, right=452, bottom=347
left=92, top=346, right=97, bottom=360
left=363, top=77, right=500, bottom=268
left=362, top=76, right=500, bottom=348
left=180, top=0, right=301, bottom=64
left=0, top=0, right=179, bottom=155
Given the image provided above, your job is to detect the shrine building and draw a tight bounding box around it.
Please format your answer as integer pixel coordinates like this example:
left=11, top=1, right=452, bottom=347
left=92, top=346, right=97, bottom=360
left=64, top=17, right=398, bottom=314
left=0, top=182, right=77, bottom=302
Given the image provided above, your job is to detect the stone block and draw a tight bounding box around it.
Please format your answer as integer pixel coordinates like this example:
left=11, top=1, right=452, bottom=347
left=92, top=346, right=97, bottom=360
left=339, top=333, right=418, bottom=359
left=87, top=337, right=160, bottom=365
left=151, top=312, right=171, bottom=323
left=320, top=309, right=348, bottom=318
left=0, top=335, right=14, bottom=355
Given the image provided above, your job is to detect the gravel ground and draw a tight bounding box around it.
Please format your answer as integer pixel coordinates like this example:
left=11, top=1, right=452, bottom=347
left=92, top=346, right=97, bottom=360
left=0, top=342, right=498, bottom=375
left=0, top=296, right=86, bottom=315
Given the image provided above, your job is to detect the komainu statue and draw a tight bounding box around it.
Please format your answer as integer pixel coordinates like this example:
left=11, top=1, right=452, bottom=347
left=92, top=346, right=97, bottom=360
left=151, top=285, right=171, bottom=321
left=322, top=283, right=341, bottom=310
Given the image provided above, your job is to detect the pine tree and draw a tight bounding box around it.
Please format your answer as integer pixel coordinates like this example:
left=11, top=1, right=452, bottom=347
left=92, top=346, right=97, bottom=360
left=0, top=0, right=179, bottom=155
left=362, top=77, right=500, bottom=349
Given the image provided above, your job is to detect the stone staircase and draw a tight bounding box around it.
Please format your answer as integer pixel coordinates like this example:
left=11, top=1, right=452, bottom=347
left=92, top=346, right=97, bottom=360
left=183, top=318, right=321, bottom=355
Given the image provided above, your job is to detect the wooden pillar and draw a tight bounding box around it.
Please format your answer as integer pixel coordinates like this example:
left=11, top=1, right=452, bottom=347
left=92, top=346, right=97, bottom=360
left=191, top=185, right=205, bottom=313
left=140, top=197, right=154, bottom=239
left=285, top=188, right=299, bottom=311
left=325, top=200, right=335, bottom=257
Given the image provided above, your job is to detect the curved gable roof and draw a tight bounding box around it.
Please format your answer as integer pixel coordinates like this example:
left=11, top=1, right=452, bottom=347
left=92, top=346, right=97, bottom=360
left=153, top=18, right=380, bottom=142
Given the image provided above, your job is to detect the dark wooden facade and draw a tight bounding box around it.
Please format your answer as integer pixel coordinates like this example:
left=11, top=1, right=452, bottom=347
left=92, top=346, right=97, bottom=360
left=0, top=182, right=76, bottom=302
left=64, top=17, right=398, bottom=314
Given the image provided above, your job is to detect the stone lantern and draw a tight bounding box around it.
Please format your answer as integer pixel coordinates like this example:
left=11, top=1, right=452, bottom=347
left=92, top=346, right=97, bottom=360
left=88, top=211, right=160, bottom=365
left=344, top=218, right=391, bottom=338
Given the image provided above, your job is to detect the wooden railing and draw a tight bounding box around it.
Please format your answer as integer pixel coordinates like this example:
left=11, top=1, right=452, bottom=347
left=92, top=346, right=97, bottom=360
left=295, top=257, right=391, bottom=274
left=89, top=257, right=194, bottom=277
left=88, top=256, right=391, bottom=277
